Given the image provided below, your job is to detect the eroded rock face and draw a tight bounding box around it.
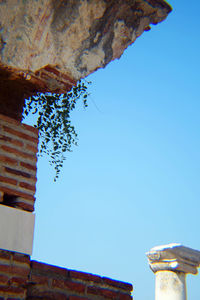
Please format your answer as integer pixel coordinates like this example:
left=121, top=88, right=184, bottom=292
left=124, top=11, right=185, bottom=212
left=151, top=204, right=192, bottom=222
left=0, top=0, right=171, bottom=119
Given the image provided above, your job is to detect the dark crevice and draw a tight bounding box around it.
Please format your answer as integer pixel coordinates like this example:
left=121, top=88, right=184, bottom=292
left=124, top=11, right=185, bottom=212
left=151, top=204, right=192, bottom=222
left=1, top=193, right=18, bottom=208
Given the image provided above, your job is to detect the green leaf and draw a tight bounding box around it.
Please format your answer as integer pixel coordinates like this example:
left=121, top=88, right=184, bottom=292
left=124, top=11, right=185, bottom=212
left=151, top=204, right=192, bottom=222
left=23, top=80, right=90, bottom=181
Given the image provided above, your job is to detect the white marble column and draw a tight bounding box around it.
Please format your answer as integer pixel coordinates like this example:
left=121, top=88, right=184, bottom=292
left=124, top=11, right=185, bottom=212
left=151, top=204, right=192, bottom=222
left=146, top=243, right=200, bottom=300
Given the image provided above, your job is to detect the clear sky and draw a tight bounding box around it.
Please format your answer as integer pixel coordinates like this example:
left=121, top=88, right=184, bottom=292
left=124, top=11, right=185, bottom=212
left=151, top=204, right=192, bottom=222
left=25, top=1, right=200, bottom=299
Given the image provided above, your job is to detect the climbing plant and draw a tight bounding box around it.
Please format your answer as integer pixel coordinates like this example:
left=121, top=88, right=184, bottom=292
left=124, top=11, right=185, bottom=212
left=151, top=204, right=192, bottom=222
left=23, top=80, right=90, bottom=181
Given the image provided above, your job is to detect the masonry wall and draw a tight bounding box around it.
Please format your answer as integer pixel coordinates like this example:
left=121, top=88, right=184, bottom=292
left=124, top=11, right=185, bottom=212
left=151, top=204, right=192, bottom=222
left=0, top=114, right=38, bottom=212
left=0, top=250, right=30, bottom=299
left=0, top=250, right=133, bottom=300
left=0, top=114, right=133, bottom=299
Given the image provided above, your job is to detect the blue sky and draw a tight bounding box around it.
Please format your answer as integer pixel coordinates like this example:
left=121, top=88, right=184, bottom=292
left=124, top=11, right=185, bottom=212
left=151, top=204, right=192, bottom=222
left=26, top=1, right=200, bottom=299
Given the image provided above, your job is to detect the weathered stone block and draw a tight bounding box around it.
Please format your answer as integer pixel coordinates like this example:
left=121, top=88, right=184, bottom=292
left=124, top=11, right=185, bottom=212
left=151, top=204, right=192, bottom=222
left=0, top=0, right=171, bottom=119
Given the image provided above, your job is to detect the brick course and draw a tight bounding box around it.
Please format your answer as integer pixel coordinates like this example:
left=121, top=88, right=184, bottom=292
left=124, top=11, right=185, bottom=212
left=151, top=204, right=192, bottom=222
left=0, top=107, right=133, bottom=300
left=0, top=250, right=133, bottom=299
left=0, top=251, right=30, bottom=299
left=0, top=114, right=38, bottom=212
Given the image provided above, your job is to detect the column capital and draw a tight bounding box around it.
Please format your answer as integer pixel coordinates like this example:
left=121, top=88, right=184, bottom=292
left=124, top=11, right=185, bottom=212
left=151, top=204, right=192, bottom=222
left=146, top=243, right=200, bottom=275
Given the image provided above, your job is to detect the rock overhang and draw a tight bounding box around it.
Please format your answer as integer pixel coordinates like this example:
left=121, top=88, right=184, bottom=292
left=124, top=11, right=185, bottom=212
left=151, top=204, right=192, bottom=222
left=0, top=0, right=172, bottom=119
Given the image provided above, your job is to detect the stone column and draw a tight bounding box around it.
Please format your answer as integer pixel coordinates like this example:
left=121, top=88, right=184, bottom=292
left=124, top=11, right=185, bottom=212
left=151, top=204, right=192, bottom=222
left=146, top=243, right=200, bottom=300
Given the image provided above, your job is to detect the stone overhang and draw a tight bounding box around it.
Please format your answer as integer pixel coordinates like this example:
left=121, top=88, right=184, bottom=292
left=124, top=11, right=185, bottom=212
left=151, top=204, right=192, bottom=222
left=0, top=0, right=172, bottom=120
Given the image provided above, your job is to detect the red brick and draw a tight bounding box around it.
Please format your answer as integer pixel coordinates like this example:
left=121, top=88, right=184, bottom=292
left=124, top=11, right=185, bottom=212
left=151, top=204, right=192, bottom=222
left=7, top=298, right=22, bottom=300
left=29, top=274, right=49, bottom=285
left=64, top=280, right=86, bottom=294
left=0, top=250, right=11, bottom=260
left=0, top=265, right=29, bottom=277
left=0, top=186, right=35, bottom=202
left=0, top=192, right=2, bottom=202
left=118, top=293, right=132, bottom=300
left=69, top=270, right=102, bottom=283
left=20, top=162, right=37, bottom=172
left=14, top=201, right=34, bottom=212
left=69, top=297, right=88, bottom=300
left=27, top=74, right=47, bottom=90
left=87, top=286, right=118, bottom=299
left=9, top=277, right=27, bottom=286
left=102, top=277, right=133, bottom=291
left=25, top=144, right=38, bottom=154
left=0, top=274, right=9, bottom=284
left=0, top=285, right=24, bottom=295
left=0, top=155, right=18, bottom=166
left=40, top=71, right=51, bottom=80
left=31, top=261, right=67, bottom=277
left=22, top=124, right=38, bottom=135
left=56, top=80, right=73, bottom=92
left=19, top=182, right=36, bottom=192
left=13, top=253, right=30, bottom=265
left=1, top=145, right=36, bottom=161
left=0, top=135, right=24, bottom=147
left=28, top=288, right=68, bottom=300
left=0, top=176, right=18, bottom=186
left=0, top=114, right=21, bottom=127
left=44, top=65, right=60, bottom=77
left=51, top=278, right=65, bottom=289
left=52, top=279, right=85, bottom=294
left=60, top=72, right=76, bottom=85
left=3, top=126, right=38, bottom=144
left=4, top=167, right=31, bottom=179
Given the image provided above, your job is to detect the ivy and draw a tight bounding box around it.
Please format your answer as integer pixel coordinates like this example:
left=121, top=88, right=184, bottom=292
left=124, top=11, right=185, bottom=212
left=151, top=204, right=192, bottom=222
left=22, top=80, right=90, bottom=181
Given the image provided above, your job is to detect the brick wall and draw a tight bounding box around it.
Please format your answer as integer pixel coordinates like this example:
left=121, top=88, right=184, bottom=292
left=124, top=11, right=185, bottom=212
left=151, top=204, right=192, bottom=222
left=0, top=250, right=30, bottom=299
left=0, top=114, right=38, bottom=212
left=0, top=113, right=133, bottom=299
left=0, top=250, right=133, bottom=300
left=34, top=65, right=77, bottom=94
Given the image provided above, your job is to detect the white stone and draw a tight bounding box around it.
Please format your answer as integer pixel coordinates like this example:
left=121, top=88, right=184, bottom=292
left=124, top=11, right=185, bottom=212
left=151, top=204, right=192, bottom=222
left=155, top=271, right=186, bottom=300
left=147, top=243, right=200, bottom=300
left=147, top=243, right=200, bottom=274
left=0, top=204, right=35, bottom=255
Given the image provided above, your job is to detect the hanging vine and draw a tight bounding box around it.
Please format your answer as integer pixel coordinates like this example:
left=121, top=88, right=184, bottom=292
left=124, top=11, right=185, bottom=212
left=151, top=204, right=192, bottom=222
left=23, top=80, right=90, bottom=181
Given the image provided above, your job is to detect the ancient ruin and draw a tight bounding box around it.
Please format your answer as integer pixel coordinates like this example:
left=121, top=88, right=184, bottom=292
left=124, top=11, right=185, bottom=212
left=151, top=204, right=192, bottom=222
left=0, top=0, right=171, bottom=120
left=0, top=1, right=172, bottom=299
left=147, top=244, right=200, bottom=300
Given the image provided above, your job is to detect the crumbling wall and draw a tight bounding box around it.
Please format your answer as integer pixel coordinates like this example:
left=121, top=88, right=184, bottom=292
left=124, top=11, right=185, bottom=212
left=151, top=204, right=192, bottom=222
left=0, top=250, right=133, bottom=300
left=0, top=114, right=38, bottom=212
left=0, top=110, right=133, bottom=300
left=0, top=3, right=172, bottom=299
